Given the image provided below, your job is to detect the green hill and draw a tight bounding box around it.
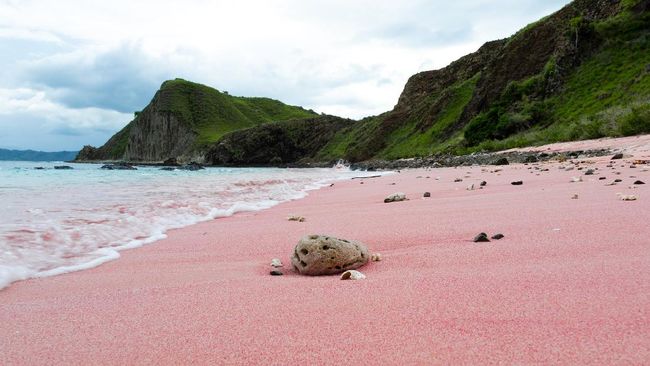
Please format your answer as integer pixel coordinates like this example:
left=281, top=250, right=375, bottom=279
left=76, top=79, right=317, bottom=161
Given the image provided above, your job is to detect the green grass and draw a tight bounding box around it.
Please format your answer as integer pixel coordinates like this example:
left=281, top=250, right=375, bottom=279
left=157, top=79, right=316, bottom=146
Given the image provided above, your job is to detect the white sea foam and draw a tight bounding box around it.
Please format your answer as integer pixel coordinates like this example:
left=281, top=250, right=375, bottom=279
left=0, top=162, right=384, bottom=290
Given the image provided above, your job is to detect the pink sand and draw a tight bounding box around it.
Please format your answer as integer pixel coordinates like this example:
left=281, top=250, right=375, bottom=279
left=2, top=136, right=650, bottom=365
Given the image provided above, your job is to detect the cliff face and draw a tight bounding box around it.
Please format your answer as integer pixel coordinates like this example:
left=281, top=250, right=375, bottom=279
left=123, top=96, right=197, bottom=162
left=206, top=116, right=354, bottom=166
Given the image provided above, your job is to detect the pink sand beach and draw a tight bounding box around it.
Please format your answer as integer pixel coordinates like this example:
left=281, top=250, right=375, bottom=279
left=2, top=135, right=650, bottom=365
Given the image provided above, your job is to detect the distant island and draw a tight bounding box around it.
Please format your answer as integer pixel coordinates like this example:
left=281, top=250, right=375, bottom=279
left=0, top=148, right=78, bottom=162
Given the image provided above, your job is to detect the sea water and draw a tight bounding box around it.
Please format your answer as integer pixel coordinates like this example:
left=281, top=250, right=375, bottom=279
left=0, top=161, right=376, bottom=289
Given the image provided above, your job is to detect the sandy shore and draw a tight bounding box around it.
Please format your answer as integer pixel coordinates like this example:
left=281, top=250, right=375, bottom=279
left=2, top=135, right=650, bottom=365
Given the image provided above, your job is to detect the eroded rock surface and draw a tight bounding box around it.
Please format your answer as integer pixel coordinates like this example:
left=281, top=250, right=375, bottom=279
left=291, top=235, right=369, bottom=276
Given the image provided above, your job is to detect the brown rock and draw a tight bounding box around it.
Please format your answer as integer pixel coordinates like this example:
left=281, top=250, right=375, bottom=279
left=291, top=235, right=369, bottom=276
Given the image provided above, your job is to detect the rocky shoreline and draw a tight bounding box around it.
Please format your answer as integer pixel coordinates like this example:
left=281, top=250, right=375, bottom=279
left=72, top=147, right=614, bottom=171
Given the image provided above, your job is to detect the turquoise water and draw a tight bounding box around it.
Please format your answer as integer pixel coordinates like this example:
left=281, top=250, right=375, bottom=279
left=0, top=161, right=371, bottom=289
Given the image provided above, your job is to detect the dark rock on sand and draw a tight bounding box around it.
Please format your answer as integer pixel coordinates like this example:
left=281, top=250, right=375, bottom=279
left=611, top=153, right=624, bottom=160
left=599, top=177, right=607, bottom=180
left=511, top=181, right=523, bottom=185
left=492, top=157, right=509, bottom=166
left=634, top=180, right=645, bottom=185
left=179, top=162, right=205, bottom=171
left=491, top=233, right=505, bottom=240
left=423, top=192, right=431, bottom=198
left=270, top=269, right=283, bottom=276
left=615, top=179, right=623, bottom=182
left=54, top=165, right=73, bottom=170
left=480, top=181, right=487, bottom=187
left=291, top=235, right=369, bottom=276
left=474, top=233, right=490, bottom=242
left=585, top=169, right=595, bottom=175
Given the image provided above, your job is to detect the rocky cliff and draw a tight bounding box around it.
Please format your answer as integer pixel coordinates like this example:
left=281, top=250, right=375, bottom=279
left=75, top=79, right=316, bottom=162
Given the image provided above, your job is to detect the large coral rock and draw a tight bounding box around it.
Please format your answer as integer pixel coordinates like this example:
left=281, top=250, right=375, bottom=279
left=291, top=235, right=369, bottom=276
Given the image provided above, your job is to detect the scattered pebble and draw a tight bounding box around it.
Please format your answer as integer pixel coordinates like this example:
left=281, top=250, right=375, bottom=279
left=571, top=194, right=579, bottom=199
left=619, top=194, right=637, bottom=201
left=615, top=179, right=623, bottom=183
left=634, top=180, right=645, bottom=185
left=511, top=181, right=523, bottom=186
left=454, top=178, right=463, bottom=182
left=480, top=181, right=487, bottom=187
left=370, top=253, right=382, bottom=262
left=270, top=269, right=283, bottom=276
left=611, top=153, right=624, bottom=160
left=270, top=258, right=283, bottom=267
left=423, top=192, right=431, bottom=198
left=599, top=177, right=607, bottom=180
left=288, top=215, right=306, bottom=222
left=584, top=169, right=595, bottom=175
left=384, top=192, right=407, bottom=203
left=571, top=177, right=583, bottom=183
left=466, top=184, right=475, bottom=191
left=491, top=233, right=504, bottom=240
left=340, top=270, right=366, bottom=280
left=473, top=232, right=490, bottom=242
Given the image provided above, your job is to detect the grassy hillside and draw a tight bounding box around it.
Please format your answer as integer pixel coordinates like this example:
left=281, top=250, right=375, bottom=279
left=311, top=0, right=650, bottom=161
left=156, top=79, right=317, bottom=146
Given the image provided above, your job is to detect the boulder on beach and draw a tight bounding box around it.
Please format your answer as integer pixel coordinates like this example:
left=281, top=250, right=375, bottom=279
left=101, top=163, right=136, bottom=170
left=291, top=235, right=369, bottom=275
left=384, top=192, right=407, bottom=203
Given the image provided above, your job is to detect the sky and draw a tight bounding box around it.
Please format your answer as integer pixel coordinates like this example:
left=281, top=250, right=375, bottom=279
left=0, top=0, right=571, bottom=151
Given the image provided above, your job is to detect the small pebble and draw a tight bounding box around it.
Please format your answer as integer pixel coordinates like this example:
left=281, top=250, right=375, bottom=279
left=454, top=178, right=463, bottom=182
left=270, top=258, right=283, bottom=267
left=340, top=270, right=366, bottom=280
left=615, top=179, right=622, bottom=183
left=511, top=181, right=523, bottom=186
left=634, top=180, right=645, bottom=185
left=423, top=192, right=431, bottom=198
left=619, top=194, right=637, bottom=201
left=571, top=177, right=582, bottom=183
left=473, top=232, right=490, bottom=242
left=371, top=253, right=382, bottom=262
left=288, top=215, right=306, bottom=222
left=571, top=194, right=579, bottom=199
left=599, top=177, right=606, bottom=180
left=491, top=233, right=504, bottom=240
left=480, top=181, right=487, bottom=186
left=270, top=269, right=283, bottom=276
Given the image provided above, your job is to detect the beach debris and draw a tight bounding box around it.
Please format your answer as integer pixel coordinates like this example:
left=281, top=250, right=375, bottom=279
left=611, top=153, right=624, bottom=160
left=473, top=232, right=490, bottom=242
left=370, top=253, right=382, bottom=262
left=466, top=183, right=475, bottom=191
left=384, top=192, right=407, bottom=203
left=288, top=215, right=306, bottom=222
left=270, top=269, right=283, bottom=276
left=570, top=177, right=583, bottom=183
left=454, top=178, right=463, bottom=182
left=340, top=270, right=366, bottom=280
left=584, top=169, right=595, bottom=175
left=480, top=181, right=487, bottom=187
left=291, top=235, right=369, bottom=275
left=634, top=180, right=645, bottom=185
left=511, top=181, right=523, bottom=186
left=423, top=192, right=431, bottom=198
left=619, top=194, right=637, bottom=201
left=270, top=258, right=283, bottom=267
left=491, top=233, right=505, bottom=240
left=571, top=194, right=579, bottom=199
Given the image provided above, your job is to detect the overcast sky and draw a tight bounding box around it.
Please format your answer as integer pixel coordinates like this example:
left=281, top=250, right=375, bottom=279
left=0, top=0, right=571, bottom=151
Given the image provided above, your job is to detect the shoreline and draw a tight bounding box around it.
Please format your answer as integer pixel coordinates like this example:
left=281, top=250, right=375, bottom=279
left=1, top=135, right=649, bottom=364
